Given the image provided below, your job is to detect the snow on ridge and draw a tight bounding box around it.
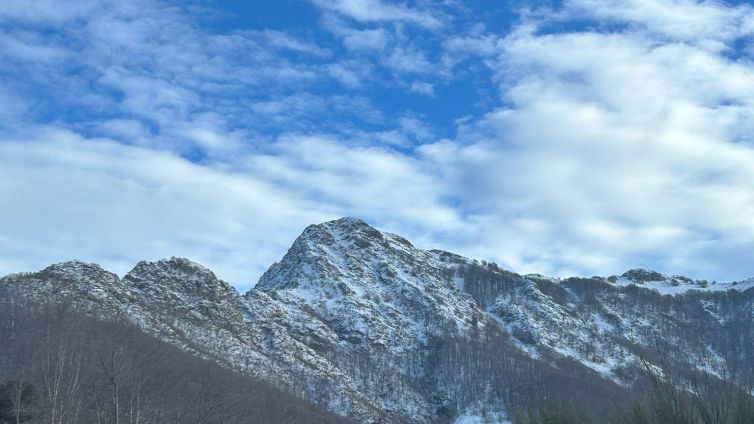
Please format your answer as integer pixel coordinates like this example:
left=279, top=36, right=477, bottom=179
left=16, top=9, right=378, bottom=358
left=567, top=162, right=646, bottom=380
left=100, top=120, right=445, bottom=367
left=606, top=268, right=754, bottom=295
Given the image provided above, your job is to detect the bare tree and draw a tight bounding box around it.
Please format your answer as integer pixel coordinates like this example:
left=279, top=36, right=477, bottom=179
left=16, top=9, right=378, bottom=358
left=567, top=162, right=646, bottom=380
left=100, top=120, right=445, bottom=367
left=31, top=306, right=84, bottom=424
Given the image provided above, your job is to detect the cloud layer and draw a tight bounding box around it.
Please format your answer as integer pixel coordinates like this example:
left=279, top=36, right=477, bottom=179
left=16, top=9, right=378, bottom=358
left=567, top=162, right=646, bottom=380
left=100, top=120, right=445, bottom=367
left=2, top=0, right=754, bottom=287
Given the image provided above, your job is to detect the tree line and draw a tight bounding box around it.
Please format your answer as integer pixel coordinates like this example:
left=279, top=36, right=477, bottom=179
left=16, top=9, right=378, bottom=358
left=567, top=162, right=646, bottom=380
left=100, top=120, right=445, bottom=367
left=514, top=359, right=754, bottom=424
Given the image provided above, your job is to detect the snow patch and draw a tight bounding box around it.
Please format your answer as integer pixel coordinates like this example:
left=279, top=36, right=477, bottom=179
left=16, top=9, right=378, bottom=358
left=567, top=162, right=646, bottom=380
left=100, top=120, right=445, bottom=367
left=454, top=408, right=511, bottom=424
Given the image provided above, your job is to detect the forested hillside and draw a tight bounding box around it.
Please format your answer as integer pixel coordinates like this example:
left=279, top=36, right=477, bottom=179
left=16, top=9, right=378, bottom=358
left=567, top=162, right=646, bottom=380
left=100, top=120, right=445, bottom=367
left=0, top=300, right=352, bottom=424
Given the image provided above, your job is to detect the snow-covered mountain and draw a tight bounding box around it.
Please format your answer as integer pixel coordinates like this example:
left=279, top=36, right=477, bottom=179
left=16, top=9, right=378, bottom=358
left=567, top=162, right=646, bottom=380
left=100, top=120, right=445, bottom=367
left=2, top=217, right=753, bottom=423
left=255, top=218, right=485, bottom=353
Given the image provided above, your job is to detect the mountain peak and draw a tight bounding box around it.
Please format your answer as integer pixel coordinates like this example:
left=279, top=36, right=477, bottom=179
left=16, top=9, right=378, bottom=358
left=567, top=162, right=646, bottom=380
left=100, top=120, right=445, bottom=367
left=124, top=257, right=236, bottom=302
left=620, top=268, right=664, bottom=282
left=323, top=216, right=371, bottom=228
left=42, top=259, right=107, bottom=272
left=253, top=216, right=482, bottom=356
left=130, top=256, right=214, bottom=275
left=609, top=268, right=727, bottom=294
left=300, top=217, right=384, bottom=246
left=38, top=260, right=120, bottom=284
left=256, top=217, right=399, bottom=291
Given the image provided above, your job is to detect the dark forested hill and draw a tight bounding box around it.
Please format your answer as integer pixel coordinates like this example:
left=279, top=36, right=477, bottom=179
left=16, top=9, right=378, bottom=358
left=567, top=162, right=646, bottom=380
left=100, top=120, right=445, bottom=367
left=0, top=302, right=353, bottom=424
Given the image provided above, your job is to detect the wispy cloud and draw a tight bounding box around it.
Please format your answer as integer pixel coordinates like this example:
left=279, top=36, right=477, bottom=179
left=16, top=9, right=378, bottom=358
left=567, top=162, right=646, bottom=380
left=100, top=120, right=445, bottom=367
left=409, top=81, right=435, bottom=96
left=0, top=0, right=389, bottom=157
left=310, top=0, right=444, bottom=30
left=566, top=0, right=754, bottom=46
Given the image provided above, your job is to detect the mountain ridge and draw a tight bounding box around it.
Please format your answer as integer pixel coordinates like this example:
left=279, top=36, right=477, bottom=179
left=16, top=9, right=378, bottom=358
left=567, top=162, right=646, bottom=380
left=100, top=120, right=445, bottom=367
left=3, top=217, right=754, bottom=423
left=18, top=217, right=753, bottom=294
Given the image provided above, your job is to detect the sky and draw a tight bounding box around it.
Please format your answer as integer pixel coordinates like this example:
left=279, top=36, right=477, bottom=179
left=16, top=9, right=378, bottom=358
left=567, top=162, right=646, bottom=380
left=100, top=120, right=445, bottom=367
left=2, top=0, right=754, bottom=290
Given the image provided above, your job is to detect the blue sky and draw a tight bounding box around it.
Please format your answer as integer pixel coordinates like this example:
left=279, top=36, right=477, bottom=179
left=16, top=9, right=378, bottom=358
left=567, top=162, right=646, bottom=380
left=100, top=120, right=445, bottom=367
left=2, top=0, right=754, bottom=290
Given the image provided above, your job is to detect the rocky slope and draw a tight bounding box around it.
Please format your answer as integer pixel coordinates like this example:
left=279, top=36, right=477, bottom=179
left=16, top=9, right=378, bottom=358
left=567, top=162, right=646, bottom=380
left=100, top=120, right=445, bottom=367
left=2, top=217, right=753, bottom=423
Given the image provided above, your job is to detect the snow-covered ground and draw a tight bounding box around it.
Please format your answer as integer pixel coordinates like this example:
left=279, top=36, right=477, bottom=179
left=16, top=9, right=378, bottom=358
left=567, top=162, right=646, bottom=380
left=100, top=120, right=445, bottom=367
left=609, top=272, right=754, bottom=295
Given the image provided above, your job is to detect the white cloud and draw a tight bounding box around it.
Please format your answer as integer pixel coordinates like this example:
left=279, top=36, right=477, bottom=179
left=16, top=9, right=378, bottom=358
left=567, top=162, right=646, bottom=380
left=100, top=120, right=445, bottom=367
left=442, top=30, right=499, bottom=69
left=566, top=0, right=754, bottom=47
left=244, top=135, right=457, bottom=227
left=322, top=15, right=391, bottom=51
left=311, top=0, right=443, bottom=30
left=409, top=81, right=435, bottom=96
left=0, top=0, right=102, bottom=26
left=385, top=46, right=433, bottom=73
left=0, top=129, right=327, bottom=290
left=423, top=0, right=754, bottom=280
left=342, top=28, right=391, bottom=50
left=327, top=60, right=374, bottom=87
left=252, top=30, right=332, bottom=57
left=93, top=119, right=151, bottom=144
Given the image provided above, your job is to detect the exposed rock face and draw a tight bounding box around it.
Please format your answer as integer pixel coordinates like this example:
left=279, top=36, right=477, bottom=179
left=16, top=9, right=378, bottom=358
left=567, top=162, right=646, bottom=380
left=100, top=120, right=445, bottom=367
left=2, top=217, right=753, bottom=423
left=124, top=257, right=245, bottom=330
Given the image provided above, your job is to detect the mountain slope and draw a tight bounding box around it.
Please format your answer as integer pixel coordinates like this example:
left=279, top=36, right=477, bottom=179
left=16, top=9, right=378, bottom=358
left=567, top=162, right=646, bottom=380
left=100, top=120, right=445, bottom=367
left=462, top=263, right=754, bottom=385
left=255, top=217, right=484, bottom=352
